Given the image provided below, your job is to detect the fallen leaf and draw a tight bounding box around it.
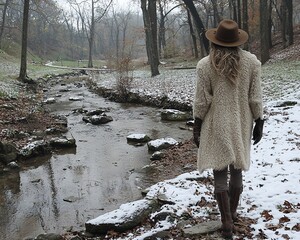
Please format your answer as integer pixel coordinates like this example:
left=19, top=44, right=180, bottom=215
left=256, top=229, right=268, bottom=239
left=292, top=223, right=300, bottom=231
left=196, top=196, right=207, bottom=207
left=282, top=234, right=291, bottom=239
left=278, top=200, right=297, bottom=213
left=279, top=216, right=290, bottom=224
left=247, top=204, right=258, bottom=212
left=261, top=210, right=273, bottom=222
left=266, top=223, right=283, bottom=231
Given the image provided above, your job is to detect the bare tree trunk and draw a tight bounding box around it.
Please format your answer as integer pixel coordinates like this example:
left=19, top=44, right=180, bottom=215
left=0, top=0, right=9, bottom=49
left=183, top=0, right=209, bottom=56
left=268, top=0, right=273, bottom=48
left=237, top=0, right=241, bottom=27
left=158, top=1, right=181, bottom=58
left=19, top=0, right=30, bottom=81
left=63, top=13, right=75, bottom=59
left=149, top=0, right=159, bottom=74
left=112, top=13, right=120, bottom=59
left=281, top=0, right=287, bottom=49
left=141, top=0, right=159, bottom=77
left=187, top=8, right=198, bottom=59
left=88, top=0, right=95, bottom=68
left=286, top=0, right=293, bottom=46
left=210, top=0, right=220, bottom=26
left=242, top=0, right=249, bottom=50
left=260, top=0, right=270, bottom=64
left=158, top=0, right=165, bottom=58
left=115, top=21, right=120, bottom=59
left=231, top=0, right=238, bottom=22
left=77, top=17, right=84, bottom=60
left=69, top=0, right=112, bottom=68
left=121, top=18, right=128, bottom=58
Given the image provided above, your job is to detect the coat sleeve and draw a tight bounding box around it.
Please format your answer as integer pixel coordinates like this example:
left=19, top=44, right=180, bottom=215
left=249, top=60, right=263, bottom=120
left=193, top=65, right=213, bottom=120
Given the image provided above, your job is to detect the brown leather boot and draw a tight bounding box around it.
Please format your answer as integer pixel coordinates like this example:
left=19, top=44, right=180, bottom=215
left=229, top=186, right=242, bottom=222
left=215, top=191, right=233, bottom=239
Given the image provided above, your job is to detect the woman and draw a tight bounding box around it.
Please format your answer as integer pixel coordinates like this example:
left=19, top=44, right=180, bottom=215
left=193, top=19, right=264, bottom=239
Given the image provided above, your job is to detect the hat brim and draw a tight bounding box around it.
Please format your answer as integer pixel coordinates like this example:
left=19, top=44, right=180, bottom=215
left=205, top=28, right=249, bottom=47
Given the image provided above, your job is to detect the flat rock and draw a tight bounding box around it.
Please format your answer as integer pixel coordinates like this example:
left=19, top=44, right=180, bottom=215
left=127, top=133, right=151, bottom=143
left=182, top=220, right=222, bottom=237
left=19, top=140, right=50, bottom=158
left=50, top=133, right=76, bottom=148
left=85, top=199, right=158, bottom=234
left=69, top=96, right=84, bottom=101
left=43, top=97, right=56, bottom=104
left=86, top=108, right=110, bottom=116
left=147, top=137, right=178, bottom=151
left=0, top=142, right=18, bottom=164
left=161, top=109, right=191, bottom=121
left=82, top=115, right=113, bottom=125
left=150, top=151, right=164, bottom=160
left=7, top=161, right=19, bottom=169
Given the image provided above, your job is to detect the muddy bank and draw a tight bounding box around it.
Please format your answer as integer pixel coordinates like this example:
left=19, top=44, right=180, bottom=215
left=0, top=72, right=87, bottom=172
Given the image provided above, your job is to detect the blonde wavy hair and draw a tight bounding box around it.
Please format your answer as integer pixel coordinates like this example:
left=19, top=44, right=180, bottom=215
left=210, top=43, right=240, bottom=84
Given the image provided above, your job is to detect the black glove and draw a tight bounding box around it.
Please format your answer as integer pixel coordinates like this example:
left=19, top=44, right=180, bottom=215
left=193, top=118, right=202, bottom=148
left=252, top=118, right=264, bottom=145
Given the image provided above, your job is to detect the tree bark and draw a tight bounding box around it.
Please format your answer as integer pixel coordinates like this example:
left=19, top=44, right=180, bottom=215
left=187, top=8, right=198, bottom=58
left=268, top=0, right=272, bottom=48
left=0, top=0, right=9, bottom=49
left=88, top=0, right=95, bottom=68
left=237, top=0, right=241, bottom=27
left=141, top=0, right=159, bottom=77
left=210, top=0, right=220, bottom=26
left=113, top=14, right=120, bottom=59
left=286, top=0, right=293, bottom=46
left=158, top=0, right=166, bottom=58
left=242, top=0, right=249, bottom=50
left=230, top=0, right=238, bottom=22
left=260, top=0, right=270, bottom=64
left=281, top=0, right=287, bottom=49
left=182, top=0, right=209, bottom=56
left=149, top=0, right=159, bottom=75
left=19, top=0, right=30, bottom=81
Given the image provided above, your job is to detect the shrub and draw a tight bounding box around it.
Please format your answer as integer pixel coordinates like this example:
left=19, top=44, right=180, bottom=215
left=115, top=57, right=134, bottom=101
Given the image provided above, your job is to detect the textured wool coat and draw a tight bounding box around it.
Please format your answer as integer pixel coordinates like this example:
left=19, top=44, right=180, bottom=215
left=193, top=49, right=263, bottom=173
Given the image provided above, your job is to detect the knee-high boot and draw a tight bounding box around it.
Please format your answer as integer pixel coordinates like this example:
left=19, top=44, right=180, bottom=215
left=215, top=191, right=233, bottom=239
left=229, top=186, right=242, bottom=222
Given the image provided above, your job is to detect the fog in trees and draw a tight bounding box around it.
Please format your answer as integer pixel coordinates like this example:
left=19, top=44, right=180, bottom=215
left=0, top=0, right=299, bottom=77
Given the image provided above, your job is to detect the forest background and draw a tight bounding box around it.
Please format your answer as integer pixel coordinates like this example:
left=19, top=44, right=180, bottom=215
left=0, top=0, right=299, bottom=81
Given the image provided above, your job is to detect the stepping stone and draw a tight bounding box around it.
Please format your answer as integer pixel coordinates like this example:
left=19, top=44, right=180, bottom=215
left=182, top=220, right=222, bottom=237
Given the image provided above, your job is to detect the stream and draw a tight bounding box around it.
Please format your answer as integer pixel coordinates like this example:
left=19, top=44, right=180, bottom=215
left=0, top=77, right=191, bottom=240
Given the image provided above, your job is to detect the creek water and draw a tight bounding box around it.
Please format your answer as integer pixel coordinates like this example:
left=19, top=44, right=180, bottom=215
left=0, top=78, right=191, bottom=240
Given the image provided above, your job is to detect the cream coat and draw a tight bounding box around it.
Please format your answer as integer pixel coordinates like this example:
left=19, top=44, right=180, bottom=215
left=193, top=49, right=263, bottom=172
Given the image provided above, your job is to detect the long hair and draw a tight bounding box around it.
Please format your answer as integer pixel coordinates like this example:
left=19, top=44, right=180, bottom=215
left=209, top=43, right=240, bottom=85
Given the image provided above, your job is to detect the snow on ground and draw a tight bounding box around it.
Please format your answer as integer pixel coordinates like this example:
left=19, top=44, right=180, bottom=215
left=92, top=60, right=300, bottom=239
left=243, top=102, right=300, bottom=239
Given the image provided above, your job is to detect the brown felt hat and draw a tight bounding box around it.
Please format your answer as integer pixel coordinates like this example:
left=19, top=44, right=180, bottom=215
left=205, top=19, right=248, bottom=47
